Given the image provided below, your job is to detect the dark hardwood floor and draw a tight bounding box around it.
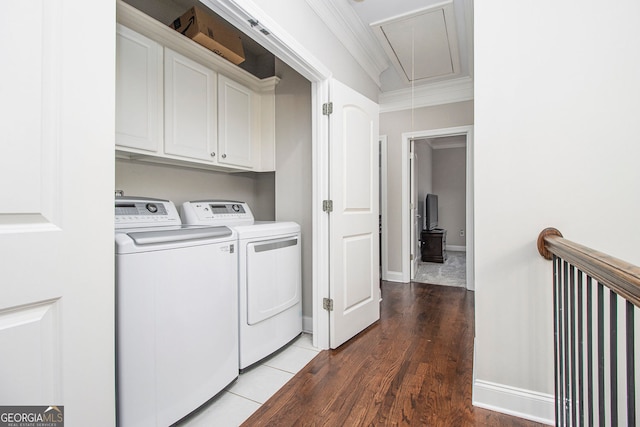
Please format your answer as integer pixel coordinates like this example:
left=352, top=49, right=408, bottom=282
left=241, top=282, right=547, bottom=426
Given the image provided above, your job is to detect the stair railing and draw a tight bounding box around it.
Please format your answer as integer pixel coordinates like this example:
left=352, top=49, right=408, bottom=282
left=538, top=228, right=640, bottom=426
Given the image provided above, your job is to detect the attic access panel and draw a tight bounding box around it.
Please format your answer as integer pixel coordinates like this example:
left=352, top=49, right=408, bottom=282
left=372, top=1, right=461, bottom=84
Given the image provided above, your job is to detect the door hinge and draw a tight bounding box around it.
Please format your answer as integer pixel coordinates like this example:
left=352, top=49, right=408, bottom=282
left=410, top=254, right=414, bottom=261
left=323, top=199, right=333, bottom=213
left=323, top=102, right=333, bottom=116
left=323, top=297, right=334, bottom=311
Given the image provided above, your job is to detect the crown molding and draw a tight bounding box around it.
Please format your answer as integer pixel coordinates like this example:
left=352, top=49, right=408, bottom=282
left=379, top=76, right=474, bottom=113
left=304, top=0, right=389, bottom=87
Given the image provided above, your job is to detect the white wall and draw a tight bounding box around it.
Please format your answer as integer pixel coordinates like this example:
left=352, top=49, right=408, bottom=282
left=115, top=160, right=275, bottom=219
left=274, top=59, right=313, bottom=324
left=380, top=101, right=474, bottom=275
left=474, top=0, right=640, bottom=422
left=433, top=147, right=466, bottom=247
left=123, top=0, right=182, bottom=23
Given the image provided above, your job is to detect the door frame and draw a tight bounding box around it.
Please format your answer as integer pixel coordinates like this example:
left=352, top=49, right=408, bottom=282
left=201, top=0, right=334, bottom=348
left=380, top=135, right=389, bottom=281
left=401, top=126, right=475, bottom=290
left=409, top=139, right=420, bottom=278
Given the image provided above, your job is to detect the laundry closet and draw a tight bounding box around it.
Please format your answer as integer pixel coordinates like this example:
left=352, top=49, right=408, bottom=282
left=114, top=0, right=313, bottom=322
left=114, top=0, right=313, bottom=423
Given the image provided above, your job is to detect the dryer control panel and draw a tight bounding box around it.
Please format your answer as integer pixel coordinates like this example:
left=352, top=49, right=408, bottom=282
left=115, top=197, right=181, bottom=228
left=181, top=200, right=254, bottom=226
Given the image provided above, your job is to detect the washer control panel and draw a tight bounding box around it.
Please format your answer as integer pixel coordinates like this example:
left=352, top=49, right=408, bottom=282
left=115, top=197, right=181, bottom=228
left=181, top=201, right=254, bottom=226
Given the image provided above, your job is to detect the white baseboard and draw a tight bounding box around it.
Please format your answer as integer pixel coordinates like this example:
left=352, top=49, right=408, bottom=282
left=382, top=270, right=405, bottom=282
left=302, top=315, right=313, bottom=334
left=473, top=379, right=554, bottom=425
left=446, top=245, right=466, bottom=252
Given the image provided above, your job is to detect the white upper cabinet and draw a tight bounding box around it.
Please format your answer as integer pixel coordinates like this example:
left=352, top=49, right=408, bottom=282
left=218, top=74, right=254, bottom=168
left=164, top=48, right=217, bottom=162
left=115, top=24, right=163, bottom=152
left=115, top=1, right=279, bottom=172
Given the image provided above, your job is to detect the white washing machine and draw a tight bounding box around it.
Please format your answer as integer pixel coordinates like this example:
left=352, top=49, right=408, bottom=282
left=115, top=197, right=238, bottom=426
left=181, top=200, right=302, bottom=370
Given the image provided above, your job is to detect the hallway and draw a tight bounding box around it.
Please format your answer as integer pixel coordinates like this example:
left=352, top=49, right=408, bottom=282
left=240, top=282, right=546, bottom=426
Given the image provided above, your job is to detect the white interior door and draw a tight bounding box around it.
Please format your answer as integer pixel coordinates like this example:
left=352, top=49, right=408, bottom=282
left=0, top=0, right=115, bottom=423
left=329, top=79, right=380, bottom=348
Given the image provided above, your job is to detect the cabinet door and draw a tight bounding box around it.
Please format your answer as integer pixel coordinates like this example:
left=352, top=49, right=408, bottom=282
left=164, top=48, right=217, bottom=162
left=116, top=25, right=162, bottom=152
left=218, top=74, right=254, bottom=168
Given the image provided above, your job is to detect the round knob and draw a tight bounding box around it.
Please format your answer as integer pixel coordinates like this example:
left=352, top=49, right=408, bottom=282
left=221, top=154, right=227, bottom=159
left=146, top=203, right=158, bottom=213
left=232, top=204, right=241, bottom=212
left=210, top=152, right=216, bottom=157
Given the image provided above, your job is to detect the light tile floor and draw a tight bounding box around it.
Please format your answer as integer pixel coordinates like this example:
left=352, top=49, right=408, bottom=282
left=177, top=333, right=319, bottom=427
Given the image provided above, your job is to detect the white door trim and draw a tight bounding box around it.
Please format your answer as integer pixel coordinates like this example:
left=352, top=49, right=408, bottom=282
left=312, top=79, right=330, bottom=349
left=380, top=135, right=389, bottom=281
left=401, top=126, right=475, bottom=290
left=410, top=140, right=419, bottom=278
left=200, top=0, right=333, bottom=348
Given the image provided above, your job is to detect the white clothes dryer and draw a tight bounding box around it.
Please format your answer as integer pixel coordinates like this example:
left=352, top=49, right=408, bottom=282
left=181, top=200, right=302, bottom=370
left=115, top=197, right=238, bottom=426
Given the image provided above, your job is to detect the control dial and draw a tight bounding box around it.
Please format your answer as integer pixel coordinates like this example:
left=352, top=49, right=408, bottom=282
left=232, top=204, right=241, bottom=212
left=146, top=203, right=158, bottom=213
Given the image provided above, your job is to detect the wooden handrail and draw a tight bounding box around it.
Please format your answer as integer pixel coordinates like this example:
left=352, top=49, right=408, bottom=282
left=538, top=227, right=640, bottom=308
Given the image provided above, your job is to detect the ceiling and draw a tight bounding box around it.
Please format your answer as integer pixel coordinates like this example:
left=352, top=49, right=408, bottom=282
left=309, top=0, right=474, bottom=93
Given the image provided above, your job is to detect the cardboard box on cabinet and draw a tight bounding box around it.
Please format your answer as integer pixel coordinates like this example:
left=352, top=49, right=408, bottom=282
left=170, top=6, right=245, bottom=65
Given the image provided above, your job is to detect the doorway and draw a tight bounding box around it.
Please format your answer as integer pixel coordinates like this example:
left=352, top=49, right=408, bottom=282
left=412, top=136, right=467, bottom=287
left=401, top=126, right=474, bottom=290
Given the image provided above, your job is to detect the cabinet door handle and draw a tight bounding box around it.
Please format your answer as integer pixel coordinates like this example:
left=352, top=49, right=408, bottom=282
left=210, top=152, right=216, bottom=157
left=221, top=154, right=227, bottom=159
